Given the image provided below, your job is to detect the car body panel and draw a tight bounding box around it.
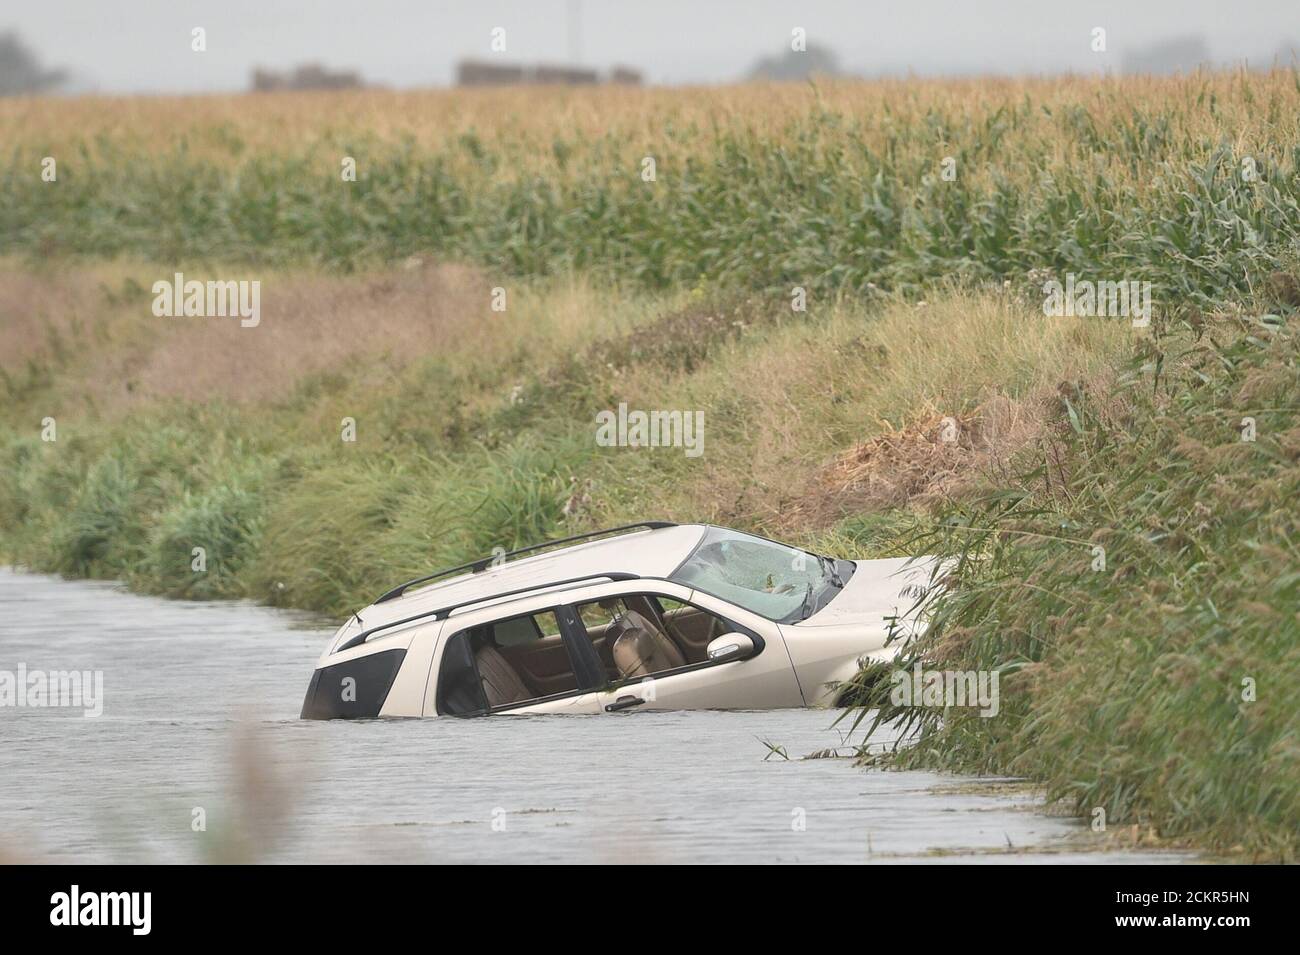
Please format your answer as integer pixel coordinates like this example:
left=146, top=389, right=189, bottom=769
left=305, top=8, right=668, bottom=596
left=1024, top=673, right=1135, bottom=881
left=596, top=653, right=803, bottom=712
left=379, top=619, right=443, bottom=717
left=483, top=692, right=607, bottom=715
left=781, top=556, right=941, bottom=706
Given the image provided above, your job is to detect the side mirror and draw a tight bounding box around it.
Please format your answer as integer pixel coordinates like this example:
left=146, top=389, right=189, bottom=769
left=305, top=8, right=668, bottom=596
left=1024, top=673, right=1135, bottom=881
left=706, top=632, right=756, bottom=662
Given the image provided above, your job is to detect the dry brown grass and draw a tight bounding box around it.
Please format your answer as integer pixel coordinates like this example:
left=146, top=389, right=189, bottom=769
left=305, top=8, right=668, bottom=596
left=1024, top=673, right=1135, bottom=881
left=0, top=259, right=487, bottom=405
left=127, top=260, right=489, bottom=403
left=0, top=258, right=675, bottom=415
left=0, top=266, right=109, bottom=368
left=812, top=394, right=1050, bottom=513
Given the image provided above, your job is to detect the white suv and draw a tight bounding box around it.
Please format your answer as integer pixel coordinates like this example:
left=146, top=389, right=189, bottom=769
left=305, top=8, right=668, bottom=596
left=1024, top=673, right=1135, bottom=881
left=300, top=522, right=938, bottom=719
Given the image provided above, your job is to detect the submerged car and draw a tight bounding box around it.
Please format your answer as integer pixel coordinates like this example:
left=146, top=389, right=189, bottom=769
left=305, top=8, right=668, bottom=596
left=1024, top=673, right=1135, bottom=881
left=300, top=522, right=939, bottom=719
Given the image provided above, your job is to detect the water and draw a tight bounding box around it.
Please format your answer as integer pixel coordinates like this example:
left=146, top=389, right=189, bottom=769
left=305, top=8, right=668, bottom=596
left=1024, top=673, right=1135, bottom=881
left=0, top=569, right=1184, bottom=864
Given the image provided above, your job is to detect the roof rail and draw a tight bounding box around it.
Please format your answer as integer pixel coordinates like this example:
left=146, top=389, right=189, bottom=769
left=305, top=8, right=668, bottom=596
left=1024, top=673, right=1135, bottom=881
left=372, top=521, right=677, bottom=603
left=337, top=572, right=640, bottom=653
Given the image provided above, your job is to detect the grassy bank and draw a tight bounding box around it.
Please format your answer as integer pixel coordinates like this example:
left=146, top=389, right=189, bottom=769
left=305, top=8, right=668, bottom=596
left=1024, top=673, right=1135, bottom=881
left=2, top=72, right=1298, bottom=856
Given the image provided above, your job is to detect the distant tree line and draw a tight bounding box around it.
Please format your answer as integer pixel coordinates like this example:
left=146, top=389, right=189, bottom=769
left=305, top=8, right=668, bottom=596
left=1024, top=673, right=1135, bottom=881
left=251, top=64, right=363, bottom=92
left=0, top=32, right=66, bottom=95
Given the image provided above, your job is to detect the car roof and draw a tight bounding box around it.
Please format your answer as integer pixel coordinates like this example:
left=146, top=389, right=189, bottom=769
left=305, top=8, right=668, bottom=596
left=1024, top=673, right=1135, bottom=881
left=359, top=523, right=708, bottom=629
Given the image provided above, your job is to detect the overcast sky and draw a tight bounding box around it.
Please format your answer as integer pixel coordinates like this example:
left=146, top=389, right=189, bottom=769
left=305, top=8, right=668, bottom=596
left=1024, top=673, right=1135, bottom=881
left=10, top=0, right=1300, bottom=94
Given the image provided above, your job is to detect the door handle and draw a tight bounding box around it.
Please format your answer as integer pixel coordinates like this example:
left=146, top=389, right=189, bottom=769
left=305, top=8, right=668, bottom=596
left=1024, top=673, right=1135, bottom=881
left=604, top=695, right=646, bottom=712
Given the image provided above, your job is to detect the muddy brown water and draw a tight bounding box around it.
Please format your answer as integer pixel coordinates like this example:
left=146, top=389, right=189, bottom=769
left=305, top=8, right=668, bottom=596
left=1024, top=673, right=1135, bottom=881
left=0, top=569, right=1186, bottom=864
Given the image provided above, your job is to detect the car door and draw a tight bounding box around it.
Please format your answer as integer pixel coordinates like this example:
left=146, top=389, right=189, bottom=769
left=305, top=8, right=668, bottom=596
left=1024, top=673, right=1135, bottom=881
left=568, top=583, right=805, bottom=713
left=426, top=599, right=608, bottom=716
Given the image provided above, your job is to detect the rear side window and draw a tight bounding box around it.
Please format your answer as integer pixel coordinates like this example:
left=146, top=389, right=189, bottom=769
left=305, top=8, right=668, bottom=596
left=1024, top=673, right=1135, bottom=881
left=437, top=632, right=487, bottom=716
left=301, top=648, right=407, bottom=720
left=438, top=609, right=585, bottom=714
left=493, top=613, right=547, bottom=647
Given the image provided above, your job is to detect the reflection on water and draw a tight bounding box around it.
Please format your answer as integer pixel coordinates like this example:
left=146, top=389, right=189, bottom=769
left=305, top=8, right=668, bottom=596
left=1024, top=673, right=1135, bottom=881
left=0, top=569, right=1183, bottom=863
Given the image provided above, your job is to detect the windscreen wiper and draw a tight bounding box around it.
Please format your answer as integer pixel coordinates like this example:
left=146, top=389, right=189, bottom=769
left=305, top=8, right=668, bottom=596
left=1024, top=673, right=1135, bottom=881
left=798, top=581, right=816, bottom=619
left=817, top=554, right=844, bottom=588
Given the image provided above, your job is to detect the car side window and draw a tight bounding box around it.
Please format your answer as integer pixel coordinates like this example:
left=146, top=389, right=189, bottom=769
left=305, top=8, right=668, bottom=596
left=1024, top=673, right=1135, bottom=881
left=657, top=596, right=729, bottom=658
left=438, top=609, right=584, bottom=715
left=437, top=630, right=488, bottom=716
left=575, top=594, right=728, bottom=682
